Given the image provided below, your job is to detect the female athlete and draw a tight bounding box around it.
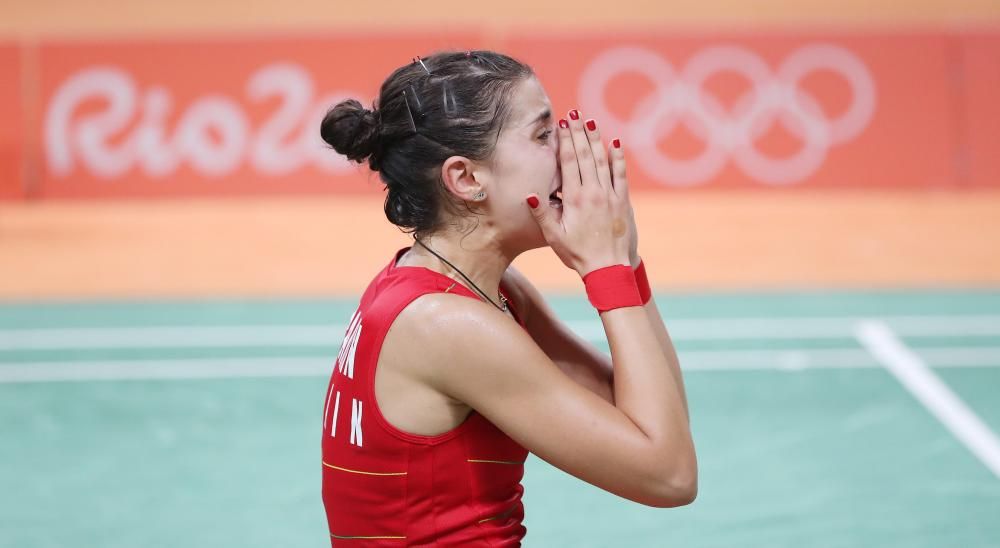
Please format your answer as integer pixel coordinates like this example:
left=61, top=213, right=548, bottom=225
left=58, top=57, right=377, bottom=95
left=318, top=50, right=696, bottom=546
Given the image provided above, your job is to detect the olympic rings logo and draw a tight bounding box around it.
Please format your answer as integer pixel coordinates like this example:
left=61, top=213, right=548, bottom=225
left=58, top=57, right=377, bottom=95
left=578, top=44, right=877, bottom=186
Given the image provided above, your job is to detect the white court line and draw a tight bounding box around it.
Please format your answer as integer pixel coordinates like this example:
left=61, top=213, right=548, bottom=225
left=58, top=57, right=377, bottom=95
left=2, top=347, right=999, bottom=383
left=0, top=358, right=332, bottom=382
left=0, top=325, right=343, bottom=350
left=676, top=347, right=1000, bottom=371
left=565, top=315, right=1000, bottom=341
left=2, top=314, right=1000, bottom=350
left=855, top=320, right=1000, bottom=480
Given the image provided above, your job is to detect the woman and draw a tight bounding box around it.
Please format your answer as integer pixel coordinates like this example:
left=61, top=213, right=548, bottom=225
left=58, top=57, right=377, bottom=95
left=319, top=50, right=696, bottom=546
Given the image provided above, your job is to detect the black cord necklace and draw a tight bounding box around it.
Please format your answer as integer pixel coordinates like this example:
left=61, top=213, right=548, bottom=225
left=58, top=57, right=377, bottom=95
left=413, top=238, right=509, bottom=313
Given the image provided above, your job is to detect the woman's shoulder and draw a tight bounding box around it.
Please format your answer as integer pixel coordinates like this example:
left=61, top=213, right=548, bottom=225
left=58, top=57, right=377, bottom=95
left=395, top=287, right=505, bottom=329
left=373, top=259, right=538, bottom=339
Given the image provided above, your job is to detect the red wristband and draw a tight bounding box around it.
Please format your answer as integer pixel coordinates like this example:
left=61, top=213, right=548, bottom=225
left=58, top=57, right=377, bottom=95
left=583, top=265, right=644, bottom=312
left=634, top=260, right=652, bottom=305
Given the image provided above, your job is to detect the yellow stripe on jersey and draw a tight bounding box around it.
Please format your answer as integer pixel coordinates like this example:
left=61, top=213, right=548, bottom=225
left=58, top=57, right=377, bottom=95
left=322, top=461, right=408, bottom=476
left=330, top=533, right=406, bottom=540
left=467, top=459, right=525, bottom=465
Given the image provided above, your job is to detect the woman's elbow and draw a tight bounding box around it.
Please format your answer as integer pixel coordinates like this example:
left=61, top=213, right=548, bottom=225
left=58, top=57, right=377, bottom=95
left=628, top=435, right=698, bottom=508
left=656, top=478, right=698, bottom=508
left=651, top=473, right=698, bottom=508
left=646, top=461, right=698, bottom=508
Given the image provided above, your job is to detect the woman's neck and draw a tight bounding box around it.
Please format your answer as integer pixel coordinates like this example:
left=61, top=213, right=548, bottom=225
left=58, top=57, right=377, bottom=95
left=400, top=226, right=515, bottom=306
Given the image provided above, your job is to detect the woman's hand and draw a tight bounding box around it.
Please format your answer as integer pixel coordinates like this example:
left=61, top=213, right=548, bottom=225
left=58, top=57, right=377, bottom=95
left=627, top=199, right=639, bottom=270
left=618, top=158, right=640, bottom=270
left=526, top=110, right=637, bottom=277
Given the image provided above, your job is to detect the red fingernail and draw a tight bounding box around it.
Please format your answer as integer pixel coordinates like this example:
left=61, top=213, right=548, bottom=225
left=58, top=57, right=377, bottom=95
left=612, top=138, right=621, bottom=149
left=568, top=109, right=579, bottom=120
left=586, top=119, right=596, bottom=131
left=527, top=195, right=539, bottom=209
left=559, top=119, right=569, bottom=129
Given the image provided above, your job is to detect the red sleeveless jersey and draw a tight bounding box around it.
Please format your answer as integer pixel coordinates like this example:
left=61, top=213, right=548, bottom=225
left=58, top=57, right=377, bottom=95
left=321, top=248, right=529, bottom=546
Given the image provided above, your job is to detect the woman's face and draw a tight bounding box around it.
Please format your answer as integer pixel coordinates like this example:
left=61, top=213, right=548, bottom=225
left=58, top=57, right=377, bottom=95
left=475, top=75, right=561, bottom=250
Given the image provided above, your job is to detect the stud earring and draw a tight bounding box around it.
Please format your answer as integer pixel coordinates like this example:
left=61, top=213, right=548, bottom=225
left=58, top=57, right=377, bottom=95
left=472, top=191, right=486, bottom=201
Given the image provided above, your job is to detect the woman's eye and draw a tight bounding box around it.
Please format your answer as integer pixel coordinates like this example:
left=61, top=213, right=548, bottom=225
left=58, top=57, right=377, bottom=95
left=538, top=130, right=553, bottom=141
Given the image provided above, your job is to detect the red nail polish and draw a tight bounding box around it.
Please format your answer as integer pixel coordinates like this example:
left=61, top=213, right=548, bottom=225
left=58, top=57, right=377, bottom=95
left=568, top=110, right=579, bottom=120
left=559, top=119, right=569, bottom=129
left=612, top=138, right=621, bottom=149
left=526, top=195, right=539, bottom=209
left=586, top=119, right=596, bottom=131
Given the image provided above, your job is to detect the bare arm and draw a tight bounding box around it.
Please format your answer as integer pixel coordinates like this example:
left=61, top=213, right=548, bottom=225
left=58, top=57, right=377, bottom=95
left=404, top=294, right=697, bottom=507
left=634, top=265, right=689, bottom=420
left=503, top=267, right=615, bottom=404
left=504, top=265, right=689, bottom=421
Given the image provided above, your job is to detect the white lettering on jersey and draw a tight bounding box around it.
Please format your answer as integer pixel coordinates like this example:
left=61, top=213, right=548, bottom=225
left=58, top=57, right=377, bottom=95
left=336, top=310, right=363, bottom=380
left=350, top=398, right=363, bottom=447
left=330, top=390, right=342, bottom=438
left=323, top=382, right=335, bottom=429
left=336, top=310, right=359, bottom=364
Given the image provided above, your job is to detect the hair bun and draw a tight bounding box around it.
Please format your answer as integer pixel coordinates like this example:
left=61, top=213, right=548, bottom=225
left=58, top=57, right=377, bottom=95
left=320, top=99, right=380, bottom=166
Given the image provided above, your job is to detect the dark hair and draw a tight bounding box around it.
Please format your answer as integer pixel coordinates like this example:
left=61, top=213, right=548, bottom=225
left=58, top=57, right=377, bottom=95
left=320, top=50, right=534, bottom=234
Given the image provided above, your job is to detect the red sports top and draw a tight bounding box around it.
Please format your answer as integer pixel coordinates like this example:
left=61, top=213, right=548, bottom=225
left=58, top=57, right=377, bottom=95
left=321, top=248, right=529, bottom=546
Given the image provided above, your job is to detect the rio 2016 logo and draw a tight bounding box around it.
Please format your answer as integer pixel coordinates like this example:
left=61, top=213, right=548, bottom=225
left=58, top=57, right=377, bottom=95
left=45, top=63, right=356, bottom=179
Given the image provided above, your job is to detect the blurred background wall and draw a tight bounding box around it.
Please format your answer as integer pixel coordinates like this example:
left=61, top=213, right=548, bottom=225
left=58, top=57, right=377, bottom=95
left=1, top=0, right=999, bottom=298
left=4, top=0, right=1000, bottom=33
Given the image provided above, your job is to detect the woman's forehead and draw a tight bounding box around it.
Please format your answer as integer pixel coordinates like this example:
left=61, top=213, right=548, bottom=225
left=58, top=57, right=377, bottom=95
left=509, top=77, right=553, bottom=126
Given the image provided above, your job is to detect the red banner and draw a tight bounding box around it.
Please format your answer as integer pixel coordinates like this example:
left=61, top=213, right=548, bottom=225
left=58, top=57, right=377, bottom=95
left=960, top=33, right=1000, bottom=188
left=0, top=44, right=23, bottom=200
left=0, top=30, right=995, bottom=200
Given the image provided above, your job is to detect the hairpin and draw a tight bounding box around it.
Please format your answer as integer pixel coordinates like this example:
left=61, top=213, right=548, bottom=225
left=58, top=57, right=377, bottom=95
left=441, top=80, right=458, bottom=117
left=413, top=56, right=431, bottom=75
left=401, top=89, right=419, bottom=133
left=407, top=84, right=423, bottom=111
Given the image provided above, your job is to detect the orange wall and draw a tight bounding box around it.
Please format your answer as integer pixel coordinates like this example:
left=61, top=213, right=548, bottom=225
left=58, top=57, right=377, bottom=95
left=2, top=0, right=1000, bottom=37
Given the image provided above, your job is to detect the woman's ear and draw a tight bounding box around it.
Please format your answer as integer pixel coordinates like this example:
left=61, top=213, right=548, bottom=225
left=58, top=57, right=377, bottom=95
left=441, top=156, right=486, bottom=202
